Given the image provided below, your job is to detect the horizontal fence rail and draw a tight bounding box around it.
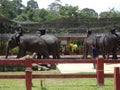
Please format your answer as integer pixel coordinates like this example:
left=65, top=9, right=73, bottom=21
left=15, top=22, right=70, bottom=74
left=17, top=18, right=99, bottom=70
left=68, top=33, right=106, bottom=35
left=1, top=59, right=120, bottom=64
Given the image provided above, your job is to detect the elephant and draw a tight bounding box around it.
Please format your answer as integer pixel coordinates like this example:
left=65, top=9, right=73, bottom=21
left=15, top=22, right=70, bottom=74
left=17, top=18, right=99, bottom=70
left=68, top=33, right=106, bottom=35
left=83, top=34, right=99, bottom=59
left=5, top=35, right=49, bottom=59
left=37, top=34, right=60, bottom=69
left=99, top=33, right=120, bottom=59
left=40, top=34, right=60, bottom=59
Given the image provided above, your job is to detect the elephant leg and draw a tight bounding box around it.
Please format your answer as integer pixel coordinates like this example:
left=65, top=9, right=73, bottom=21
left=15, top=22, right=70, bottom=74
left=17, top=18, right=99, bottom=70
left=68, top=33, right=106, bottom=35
left=100, top=46, right=106, bottom=59
left=5, top=45, right=10, bottom=59
left=102, top=51, right=106, bottom=59
left=53, top=56, right=56, bottom=59
left=37, top=54, right=41, bottom=59
left=53, top=53, right=60, bottom=59
left=112, top=55, right=117, bottom=59
left=114, top=54, right=118, bottom=59
left=56, top=50, right=60, bottom=59
left=106, top=51, right=110, bottom=59
left=43, top=48, right=49, bottom=59
left=102, top=54, right=106, bottom=59
left=85, top=49, right=88, bottom=59
left=57, top=54, right=60, bottom=59
left=17, top=52, right=26, bottom=58
left=106, top=54, right=109, bottom=59
left=114, top=55, right=118, bottom=59
left=43, top=55, right=47, bottom=59
left=52, top=53, right=56, bottom=59
left=56, top=49, right=60, bottom=59
left=84, top=45, right=89, bottom=59
left=51, top=49, right=57, bottom=59
left=17, top=50, right=26, bottom=58
left=43, top=54, right=49, bottom=59
left=112, top=51, right=118, bottom=59
left=42, top=54, right=49, bottom=59
left=17, top=46, right=26, bottom=58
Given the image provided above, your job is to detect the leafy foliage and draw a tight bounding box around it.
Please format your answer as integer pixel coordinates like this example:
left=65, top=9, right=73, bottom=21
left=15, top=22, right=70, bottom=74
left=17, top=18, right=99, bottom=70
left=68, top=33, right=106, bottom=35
left=0, top=0, right=120, bottom=33
left=27, top=0, right=39, bottom=9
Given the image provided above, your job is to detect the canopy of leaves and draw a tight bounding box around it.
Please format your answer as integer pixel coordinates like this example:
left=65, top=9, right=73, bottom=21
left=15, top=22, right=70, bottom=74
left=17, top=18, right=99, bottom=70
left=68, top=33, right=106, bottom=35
left=0, top=0, right=120, bottom=33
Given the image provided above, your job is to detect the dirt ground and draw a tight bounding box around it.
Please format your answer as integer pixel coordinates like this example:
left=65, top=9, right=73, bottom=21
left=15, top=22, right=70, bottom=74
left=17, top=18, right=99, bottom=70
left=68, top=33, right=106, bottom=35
left=57, top=63, right=120, bottom=74
left=58, top=55, right=120, bottom=74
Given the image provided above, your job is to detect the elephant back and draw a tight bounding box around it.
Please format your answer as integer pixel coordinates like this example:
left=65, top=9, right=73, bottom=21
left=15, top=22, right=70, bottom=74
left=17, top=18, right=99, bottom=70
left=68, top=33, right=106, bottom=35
left=40, top=34, right=58, bottom=44
left=20, top=36, right=47, bottom=46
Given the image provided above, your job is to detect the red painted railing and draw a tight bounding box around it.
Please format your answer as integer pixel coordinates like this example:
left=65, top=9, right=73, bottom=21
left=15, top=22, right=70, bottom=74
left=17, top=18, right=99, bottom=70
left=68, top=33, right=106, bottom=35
left=114, top=67, right=120, bottom=90
left=0, top=58, right=120, bottom=90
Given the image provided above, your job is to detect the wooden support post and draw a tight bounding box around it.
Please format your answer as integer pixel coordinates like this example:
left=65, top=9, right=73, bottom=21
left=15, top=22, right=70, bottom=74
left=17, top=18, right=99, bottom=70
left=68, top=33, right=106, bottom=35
left=25, top=58, right=32, bottom=90
left=114, top=67, right=120, bottom=90
left=96, top=58, right=104, bottom=85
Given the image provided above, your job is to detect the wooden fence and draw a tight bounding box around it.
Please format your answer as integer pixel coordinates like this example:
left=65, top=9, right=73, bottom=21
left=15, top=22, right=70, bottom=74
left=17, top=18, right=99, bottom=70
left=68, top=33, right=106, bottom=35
left=114, top=67, right=120, bottom=90
left=0, top=58, right=120, bottom=90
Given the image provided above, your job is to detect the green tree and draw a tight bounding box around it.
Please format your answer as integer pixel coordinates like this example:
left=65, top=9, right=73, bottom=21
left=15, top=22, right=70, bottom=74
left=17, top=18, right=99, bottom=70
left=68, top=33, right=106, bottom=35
left=15, top=13, right=29, bottom=21
left=12, top=0, right=25, bottom=16
left=33, top=9, right=49, bottom=22
left=0, top=0, right=14, bottom=18
left=48, top=0, right=62, bottom=11
left=80, top=8, right=98, bottom=18
left=47, top=0, right=62, bottom=20
left=59, top=4, right=79, bottom=18
left=99, top=8, right=120, bottom=18
left=27, top=0, right=39, bottom=9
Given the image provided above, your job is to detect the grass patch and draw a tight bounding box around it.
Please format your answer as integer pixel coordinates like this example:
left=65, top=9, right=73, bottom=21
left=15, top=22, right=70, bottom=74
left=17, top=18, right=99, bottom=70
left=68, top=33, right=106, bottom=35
left=0, top=70, right=114, bottom=90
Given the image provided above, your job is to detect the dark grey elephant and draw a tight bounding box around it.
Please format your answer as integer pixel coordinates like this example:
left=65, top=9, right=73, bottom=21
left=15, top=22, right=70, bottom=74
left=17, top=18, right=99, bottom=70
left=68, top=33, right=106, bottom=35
left=99, top=33, right=120, bottom=59
left=40, top=34, right=60, bottom=59
left=5, top=35, right=49, bottom=59
left=83, top=34, right=99, bottom=59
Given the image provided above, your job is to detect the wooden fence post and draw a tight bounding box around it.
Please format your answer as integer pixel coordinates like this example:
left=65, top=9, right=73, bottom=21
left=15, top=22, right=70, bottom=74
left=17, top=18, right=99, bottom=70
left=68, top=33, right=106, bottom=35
left=25, top=58, right=32, bottom=90
left=114, top=67, right=120, bottom=90
left=96, top=58, right=104, bottom=85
